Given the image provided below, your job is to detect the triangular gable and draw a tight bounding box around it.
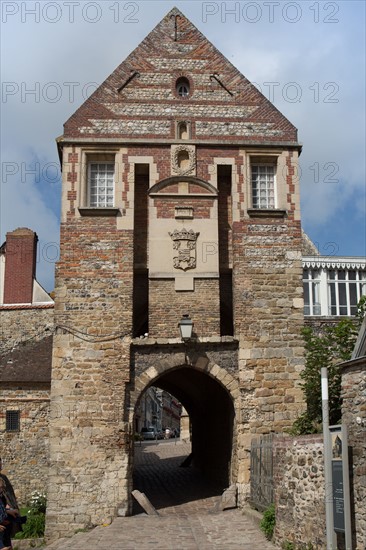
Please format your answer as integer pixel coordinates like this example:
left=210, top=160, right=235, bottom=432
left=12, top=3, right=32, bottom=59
left=63, top=7, right=298, bottom=144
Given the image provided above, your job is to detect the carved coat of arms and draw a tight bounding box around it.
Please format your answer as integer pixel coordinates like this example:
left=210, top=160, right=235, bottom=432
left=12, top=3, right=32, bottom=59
left=169, top=228, right=199, bottom=271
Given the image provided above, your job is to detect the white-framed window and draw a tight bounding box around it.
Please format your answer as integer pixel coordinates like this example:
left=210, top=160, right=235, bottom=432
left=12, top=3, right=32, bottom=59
left=88, top=162, right=114, bottom=207
left=302, top=259, right=366, bottom=317
left=251, top=164, right=276, bottom=209
left=328, top=269, right=366, bottom=316
left=303, top=268, right=321, bottom=315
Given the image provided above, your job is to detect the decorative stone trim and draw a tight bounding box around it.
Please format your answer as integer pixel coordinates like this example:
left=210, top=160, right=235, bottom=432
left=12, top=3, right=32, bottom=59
left=149, top=176, right=217, bottom=196
left=175, top=120, right=192, bottom=140
left=171, top=144, right=196, bottom=176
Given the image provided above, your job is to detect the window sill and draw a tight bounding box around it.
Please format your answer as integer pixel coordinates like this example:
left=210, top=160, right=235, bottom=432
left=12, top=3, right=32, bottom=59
left=78, top=207, right=120, bottom=217
left=247, top=208, right=287, bottom=218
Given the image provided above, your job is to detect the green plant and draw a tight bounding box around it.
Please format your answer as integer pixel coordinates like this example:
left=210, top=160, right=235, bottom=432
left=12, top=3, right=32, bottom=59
left=14, top=512, right=45, bottom=539
left=290, top=297, right=365, bottom=436
left=260, top=503, right=275, bottom=540
left=282, top=542, right=295, bottom=550
left=15, top=491, right=47, bottom=539
left=28, top=491, right=47, bottom=514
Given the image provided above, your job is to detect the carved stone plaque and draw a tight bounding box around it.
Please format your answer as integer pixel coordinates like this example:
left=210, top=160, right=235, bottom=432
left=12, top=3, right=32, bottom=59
left=169, top=228, right=199, bottom=271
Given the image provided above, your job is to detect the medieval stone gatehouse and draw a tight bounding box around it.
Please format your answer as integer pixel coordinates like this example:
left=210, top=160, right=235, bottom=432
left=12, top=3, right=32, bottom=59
left=46, top=8, right=305, bottom=537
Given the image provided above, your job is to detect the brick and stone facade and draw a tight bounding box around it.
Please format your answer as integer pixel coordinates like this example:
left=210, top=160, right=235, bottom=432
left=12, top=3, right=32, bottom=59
left=0, top=229, right=53, bottom=506
left=46, top=8, right=305, bottom=538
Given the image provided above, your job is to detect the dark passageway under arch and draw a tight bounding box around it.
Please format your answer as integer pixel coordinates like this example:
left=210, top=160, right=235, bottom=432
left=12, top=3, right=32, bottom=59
left=133, top=366, right=235, bottom=511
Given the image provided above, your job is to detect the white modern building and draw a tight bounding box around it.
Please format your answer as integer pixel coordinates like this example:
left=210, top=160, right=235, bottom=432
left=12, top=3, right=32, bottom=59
left=302, top=256, right=366, bottom=317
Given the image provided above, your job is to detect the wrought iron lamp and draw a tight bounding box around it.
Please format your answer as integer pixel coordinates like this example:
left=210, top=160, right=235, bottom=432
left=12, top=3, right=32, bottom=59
left=178, top=313, right=193, bottom=342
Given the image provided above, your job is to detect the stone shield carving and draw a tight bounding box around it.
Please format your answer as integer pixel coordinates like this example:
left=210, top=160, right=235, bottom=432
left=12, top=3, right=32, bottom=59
left=169, top=228, right=199, bottom=271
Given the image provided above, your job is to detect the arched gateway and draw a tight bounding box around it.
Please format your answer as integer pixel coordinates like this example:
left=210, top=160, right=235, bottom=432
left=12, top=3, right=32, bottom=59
left=46, top=7, right=305, bottom=540
left=129, top=352, right=240, bottom=489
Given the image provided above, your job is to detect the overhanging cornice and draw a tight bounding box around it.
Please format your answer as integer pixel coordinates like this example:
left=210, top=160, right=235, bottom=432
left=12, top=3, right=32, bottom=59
left=57, top=136, right=302, bottom=149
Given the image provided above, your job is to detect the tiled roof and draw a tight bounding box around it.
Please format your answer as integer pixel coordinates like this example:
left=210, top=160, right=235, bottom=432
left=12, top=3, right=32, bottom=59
left=0, top=336, right=52, bottom=383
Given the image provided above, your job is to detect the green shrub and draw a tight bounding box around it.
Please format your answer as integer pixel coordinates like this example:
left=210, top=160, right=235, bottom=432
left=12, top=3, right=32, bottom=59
left=260, top=503, right=275, bottom=540
left=290, top=297, right=365, bottom=435
left=14, top=491, right=47, bottom=539
left=15, top=512, right=45, bottom=539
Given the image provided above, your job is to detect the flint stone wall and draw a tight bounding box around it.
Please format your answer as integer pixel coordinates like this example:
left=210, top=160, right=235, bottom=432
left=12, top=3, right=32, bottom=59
left=0, top=307, right=54, bottom=355
left=273, top=434, right=326, bottom=549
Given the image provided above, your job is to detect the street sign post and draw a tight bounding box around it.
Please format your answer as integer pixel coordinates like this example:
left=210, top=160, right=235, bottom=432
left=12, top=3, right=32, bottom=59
left=329, top=424, right=352, bottom=549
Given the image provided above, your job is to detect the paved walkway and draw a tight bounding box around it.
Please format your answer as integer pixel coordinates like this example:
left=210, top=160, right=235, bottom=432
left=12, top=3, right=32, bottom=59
left=42, top=440, right=276, bottom=549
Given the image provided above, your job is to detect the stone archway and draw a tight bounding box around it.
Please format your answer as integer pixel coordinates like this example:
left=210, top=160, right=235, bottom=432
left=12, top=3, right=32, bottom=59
left=127, top=351, right=240, bottom=512
left=129, top=356, right=240, bottom=419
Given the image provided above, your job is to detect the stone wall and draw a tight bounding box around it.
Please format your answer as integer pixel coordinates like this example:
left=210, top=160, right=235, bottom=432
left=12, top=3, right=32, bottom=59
left=0, top=307, right=54, bottom=355
left=341, top=360, right=366, bottom=550
left=0, top=385, right=50, bottom=506
left=43, top=210, right=136, bottom=538
left=273, top=434, right=326, bottom=549
left=149, top=278, right=221, bottom=338
left=234, top=218, right=306, bottom=435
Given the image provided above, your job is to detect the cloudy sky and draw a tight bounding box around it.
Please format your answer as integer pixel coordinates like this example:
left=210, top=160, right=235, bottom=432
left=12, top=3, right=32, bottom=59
left=1, top=0, right=365, bottom=291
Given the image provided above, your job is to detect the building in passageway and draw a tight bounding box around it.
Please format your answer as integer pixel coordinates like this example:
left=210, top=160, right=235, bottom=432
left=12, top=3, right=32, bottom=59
left=0, top=6, right=353, bottom=540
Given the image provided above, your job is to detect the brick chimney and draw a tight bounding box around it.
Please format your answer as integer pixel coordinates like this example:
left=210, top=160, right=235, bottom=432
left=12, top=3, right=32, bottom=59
left=3, top=228, right=38, bottom=304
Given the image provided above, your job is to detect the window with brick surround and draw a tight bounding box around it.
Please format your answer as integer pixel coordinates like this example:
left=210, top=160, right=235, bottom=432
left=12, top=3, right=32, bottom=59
left=88, top=163, right=114, bottom=207
left=176, top=77, right=190, bottom=98
left=251, top=164, right=276, bottom=209
left=6, top=410, right=20, bottom=432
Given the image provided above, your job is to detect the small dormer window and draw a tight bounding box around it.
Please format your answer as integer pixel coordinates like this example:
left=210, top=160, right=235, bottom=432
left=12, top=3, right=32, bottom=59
left=176, top=77, right=190, bottom=98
